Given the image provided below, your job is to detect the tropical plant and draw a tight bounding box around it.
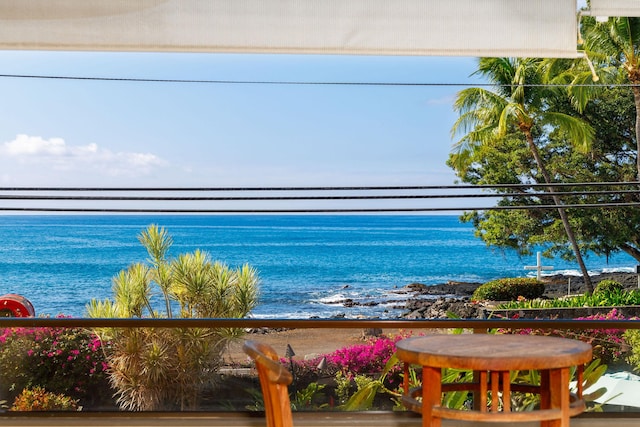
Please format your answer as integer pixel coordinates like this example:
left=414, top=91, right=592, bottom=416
left=497, top=290, right=640, bottom=309
left=446, top=81, right=640, bottom=265
left=594, top=279, right=624, bottom=295
left=9, top=386, right=80, bottom=411
left=339, top=353, right=400, bottom=411
left=324, top=335, right=403, bottom=376
left=575, top=16, right=640, bottom=263
left=501, top=309, right=630, bottom=364
left=472, top=278, right=545, bottom=302
left=291, top=383, right=328, bottom=411
left=0, top=320, right=109, bottom=405
left=86, top=225, right=260, bottom=411
left=582, top=16, right=640, bottom=179
left=450, top=57, right=595, bottom=292
left=507, top=358, right=608, bottom=412
left=623, top=327, right=640, bottom=372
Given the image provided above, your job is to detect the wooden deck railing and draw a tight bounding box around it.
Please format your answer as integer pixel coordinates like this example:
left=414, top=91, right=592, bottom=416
left=1, top=317, right=639, bottom=424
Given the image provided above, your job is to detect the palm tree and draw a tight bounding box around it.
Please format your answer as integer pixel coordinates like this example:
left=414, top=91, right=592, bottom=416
left=582, top=16, right=640, bottom=179
left=451, top=57, right=595, bottom=293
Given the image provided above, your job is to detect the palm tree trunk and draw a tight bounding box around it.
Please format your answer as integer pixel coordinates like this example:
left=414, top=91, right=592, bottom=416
left=632, top=84, right=640, bottom=179
left=523, top=130, right=594, bottom=293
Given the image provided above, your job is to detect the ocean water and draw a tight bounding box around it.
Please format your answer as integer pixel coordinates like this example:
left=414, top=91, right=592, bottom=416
left=0, top=215, right=635, bottom=319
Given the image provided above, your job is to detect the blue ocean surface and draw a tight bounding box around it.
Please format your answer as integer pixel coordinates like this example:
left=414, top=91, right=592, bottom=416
left=0, top=215, right=635, bottom=319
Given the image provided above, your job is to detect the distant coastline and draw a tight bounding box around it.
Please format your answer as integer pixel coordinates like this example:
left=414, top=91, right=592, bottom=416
left=404, top=272, right=640, bottom=319
left=416, top=271, right=640, bottom=299
left=330, top=272, right=640, bottom=320
left=0, top=215, right=636, bottom=318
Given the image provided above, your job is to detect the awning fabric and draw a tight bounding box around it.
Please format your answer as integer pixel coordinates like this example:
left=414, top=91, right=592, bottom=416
left=587, top=0, right=640, bottom=17
left=0, top=0, right=578, bottom=57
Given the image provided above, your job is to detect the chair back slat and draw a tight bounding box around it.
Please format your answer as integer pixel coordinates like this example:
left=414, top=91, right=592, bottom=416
left=243, top=340, right=294, bottom=427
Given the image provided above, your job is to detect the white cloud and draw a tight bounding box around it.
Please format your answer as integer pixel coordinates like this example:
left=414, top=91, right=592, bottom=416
left=4, top=134, right=68, bottom=156
left=0, top=134, right=167, bottom=181
left=426, top=94, right=455, bottom=106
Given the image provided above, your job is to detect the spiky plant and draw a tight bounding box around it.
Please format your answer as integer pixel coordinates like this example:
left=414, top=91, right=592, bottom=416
left=87, top=225, right=260, bottom=411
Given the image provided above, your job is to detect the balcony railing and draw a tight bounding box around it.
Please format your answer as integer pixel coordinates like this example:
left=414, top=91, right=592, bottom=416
left=0, top=317, right=639, bottom=421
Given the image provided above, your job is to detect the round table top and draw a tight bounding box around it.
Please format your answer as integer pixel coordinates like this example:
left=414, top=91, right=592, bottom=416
left=395, top=334, right=592, bottom=371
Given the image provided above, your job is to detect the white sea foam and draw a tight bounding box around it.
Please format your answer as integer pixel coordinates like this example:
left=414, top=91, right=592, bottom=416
left=317, top=294, right=347, bottom=304
left=531, top=266, right=636, bottom=278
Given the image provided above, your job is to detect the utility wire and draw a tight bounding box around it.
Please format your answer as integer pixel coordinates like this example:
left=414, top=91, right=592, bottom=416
left=1, top=182, right=638, bottom=192
left=1, top=183, right=638, bottom=211
left=0, top=189, right=638, bottom=201
left=2, top=202, right=640, bottom=213
left=0, top=73, right=634, bottom=88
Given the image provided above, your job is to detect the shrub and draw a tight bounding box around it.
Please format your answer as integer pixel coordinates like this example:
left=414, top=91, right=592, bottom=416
left=502, top=309, right=629, bottom=364
left=624, top=327, right=640, bottom=371
left=472, top=278, right=545, bottom=301
left=594, top=279, right=624, bottom=295
left=10, top=386, right=79, bottom=411
left=87, top=225, right=260, bottom=411
left=324, top=335, right=401, bottom=376
left=0, top=318, right=109, bottom=405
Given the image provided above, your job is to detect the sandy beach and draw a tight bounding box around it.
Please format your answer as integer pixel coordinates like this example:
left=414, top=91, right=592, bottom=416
left=224, top=327, right=382, bottom=363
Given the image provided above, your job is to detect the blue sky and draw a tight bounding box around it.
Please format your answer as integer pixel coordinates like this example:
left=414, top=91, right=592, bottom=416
left=0, top=51, right=486, bottom=191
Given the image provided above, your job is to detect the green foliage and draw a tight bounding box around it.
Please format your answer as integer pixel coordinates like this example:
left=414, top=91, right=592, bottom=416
left=472, top=278, right=545, bottom=301
left=594, top=279, right=624, bottom=295
left=10, top=386, right=79, bottom=411
left=507, top=359, right=607, bottom=412
left=500, top=309, right=629, bottom=364
left=333, top=372, right=353, bottom=406
left=623, top=328, right=640, bottom=372
left=449, top=56, right=596, bottom=293
left=0, top=322, right=109, bottom=405
left=291, top=383, right=328, bottom=410
left=441, top=369, right=474, bottom=409
left=449, top=55, right=640, bottom=267
left=86, top=225, right=260, bottom=411
left=339, top=353, right=400, bottom=411
left=498, top=289, right=640, bottom=309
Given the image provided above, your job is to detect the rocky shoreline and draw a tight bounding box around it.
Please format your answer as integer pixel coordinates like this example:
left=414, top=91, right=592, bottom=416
left=345, top=272, right=640, bottom=320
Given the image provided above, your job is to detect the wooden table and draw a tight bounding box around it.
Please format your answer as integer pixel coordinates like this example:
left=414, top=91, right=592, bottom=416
left=396, top=334, right=592, bottom=427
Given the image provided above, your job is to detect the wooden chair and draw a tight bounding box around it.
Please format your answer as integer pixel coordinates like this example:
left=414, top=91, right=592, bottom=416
left=243, top=340, right=294, bottom=427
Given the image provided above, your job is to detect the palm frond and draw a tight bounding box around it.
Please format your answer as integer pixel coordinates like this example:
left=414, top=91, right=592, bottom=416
left=497, top=103, right=529, bottom=137
left=233, top=264, right=260, bottom=315
left=138, top=224, right=173, bottom=267
left=583, top=18, right=621, bottom=61
left=542, top=111, right=594, bottom=153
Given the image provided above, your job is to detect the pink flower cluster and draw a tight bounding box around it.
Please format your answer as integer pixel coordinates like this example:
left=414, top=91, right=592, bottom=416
left=0, top=315, right=110, bottom=400
left=504, top=308, right=630, bottom=363
left=323, top=335, right=405, bottom=376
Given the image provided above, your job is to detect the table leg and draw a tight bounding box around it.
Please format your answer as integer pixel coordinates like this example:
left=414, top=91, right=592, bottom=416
left=542, top=367, right=570, bottom=427
left=422, top=365, right=442, bottom=427
left=540, top=369, right=550, bottom=411
left=403, top=362, right=410, bottom=395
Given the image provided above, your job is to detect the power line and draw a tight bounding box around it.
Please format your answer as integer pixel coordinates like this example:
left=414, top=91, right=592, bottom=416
left=0, top=73, right=632, bottom=88
left=1, top=182, right=638, bottom=191
left=1, top=202, right=640, bottom=213
left=0, top=189, right=637, bottom=201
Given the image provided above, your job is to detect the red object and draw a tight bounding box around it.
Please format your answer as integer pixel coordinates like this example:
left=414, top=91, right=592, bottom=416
left=0, top=294, right=35, bottom=317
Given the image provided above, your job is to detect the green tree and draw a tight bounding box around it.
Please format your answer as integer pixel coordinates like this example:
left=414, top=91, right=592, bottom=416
left=87, top=225, right=260, bottom=410
left=449, top=77, right=640, bottom=265
left=450, top=57, right=595, bottom=292
left=582, top=16, right=640, bottom=178
left=563, top=84, right=640, bottom=261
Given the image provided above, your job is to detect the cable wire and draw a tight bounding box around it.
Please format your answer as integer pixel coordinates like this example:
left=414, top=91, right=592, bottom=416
left=0, top=73, right=636, bottom=88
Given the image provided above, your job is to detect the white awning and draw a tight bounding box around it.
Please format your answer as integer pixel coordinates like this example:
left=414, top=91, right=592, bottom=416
left=587, top=0, right=640, bottom=17
left=0, top=0, right=579, bottom=57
